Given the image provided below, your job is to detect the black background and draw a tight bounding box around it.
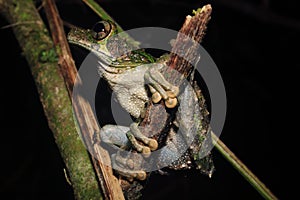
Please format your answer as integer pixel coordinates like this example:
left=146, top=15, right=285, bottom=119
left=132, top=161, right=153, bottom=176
left=0, top=0, right=298, bottom=199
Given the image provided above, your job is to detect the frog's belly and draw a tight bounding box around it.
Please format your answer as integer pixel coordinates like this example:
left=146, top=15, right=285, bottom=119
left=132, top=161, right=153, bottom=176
left=111, top=65, right=149, bottom=118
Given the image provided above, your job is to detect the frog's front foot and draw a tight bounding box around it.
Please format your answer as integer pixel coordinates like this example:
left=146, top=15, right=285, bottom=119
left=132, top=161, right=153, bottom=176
left=144, top=63, right=179, bottom=108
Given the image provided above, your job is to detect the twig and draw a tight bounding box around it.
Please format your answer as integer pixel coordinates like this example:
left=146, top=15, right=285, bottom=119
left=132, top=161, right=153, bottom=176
left=211, top=132, right=278, bottom=200
left=140, top=5, right=212, bottom=144
left=0, top=21, right=42, bottom=29
left=82, top=0, right=122, bottom=32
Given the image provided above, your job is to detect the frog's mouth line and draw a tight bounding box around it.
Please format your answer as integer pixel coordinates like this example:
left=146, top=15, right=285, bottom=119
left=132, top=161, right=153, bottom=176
left=96, top=56, right=125, bottom=75
left=68, top=40, right=120, bottom=73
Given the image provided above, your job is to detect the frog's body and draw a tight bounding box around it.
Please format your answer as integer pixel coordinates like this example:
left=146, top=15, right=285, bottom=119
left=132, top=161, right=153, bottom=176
left=101, top=64, right=149, bottom=118
left=68, top=21, right=180, bottom=180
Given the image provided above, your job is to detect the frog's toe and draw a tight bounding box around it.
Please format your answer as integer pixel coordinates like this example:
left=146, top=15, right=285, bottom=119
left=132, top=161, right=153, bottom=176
left=136, top=138, right=158, bottom=157
left=146, top=138, right=158, bottom=151
left=151, top=87, right=179, bottom=108
left=151, top=92, right=162, bottom=103
left=129, top=139, right=155, bottom=158
left=166, top=86, right=179, bottom=98
left=135, top=171, right=147, bottom=180
left=165, top=97, right=178, bottom=108
left=141, top=146, right=151, bottom=157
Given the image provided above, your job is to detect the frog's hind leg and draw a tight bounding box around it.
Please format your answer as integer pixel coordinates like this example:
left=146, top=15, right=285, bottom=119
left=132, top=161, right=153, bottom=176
left=144, top=63, right=179, bottom=108
left=100, top=125, right=131, bottom=149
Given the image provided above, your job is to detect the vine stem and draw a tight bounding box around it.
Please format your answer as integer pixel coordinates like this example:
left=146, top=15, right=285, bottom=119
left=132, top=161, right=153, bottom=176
left=211, top=131, right=278, bottom=200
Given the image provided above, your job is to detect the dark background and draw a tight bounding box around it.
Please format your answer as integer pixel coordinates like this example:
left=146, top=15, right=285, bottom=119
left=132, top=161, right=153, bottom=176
left=0, top=0, right=298, bottom=199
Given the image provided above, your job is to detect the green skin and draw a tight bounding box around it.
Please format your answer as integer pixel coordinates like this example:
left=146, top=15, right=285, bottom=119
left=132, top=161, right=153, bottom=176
left=68, top=20, right=180, bottom=180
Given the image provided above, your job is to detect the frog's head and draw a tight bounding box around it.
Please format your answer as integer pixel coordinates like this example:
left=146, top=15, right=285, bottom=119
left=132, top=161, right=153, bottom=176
left=68, top=20, right=154, bottom=69
left=68, top=20, right=118, bottom=65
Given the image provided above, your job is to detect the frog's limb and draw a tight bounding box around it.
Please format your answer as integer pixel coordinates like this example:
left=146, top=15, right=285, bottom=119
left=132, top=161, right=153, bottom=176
left=144, top=64, right=179, bottom=108
left=100, top=125, right=130, bottom=148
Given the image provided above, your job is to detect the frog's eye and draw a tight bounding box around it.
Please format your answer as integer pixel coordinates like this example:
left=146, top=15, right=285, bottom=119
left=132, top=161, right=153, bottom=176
left=92, top=21, right=112, bottom=40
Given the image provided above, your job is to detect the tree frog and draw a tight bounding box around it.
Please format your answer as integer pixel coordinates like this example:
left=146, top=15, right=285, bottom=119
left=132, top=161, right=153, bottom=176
left=68, top=20, right=213, bottom=181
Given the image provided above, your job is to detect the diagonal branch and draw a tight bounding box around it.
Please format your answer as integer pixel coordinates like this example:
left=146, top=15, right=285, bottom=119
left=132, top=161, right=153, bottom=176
left=0, top=0, right=102, bottom=199
left=42, top=0, right=125, bottom=199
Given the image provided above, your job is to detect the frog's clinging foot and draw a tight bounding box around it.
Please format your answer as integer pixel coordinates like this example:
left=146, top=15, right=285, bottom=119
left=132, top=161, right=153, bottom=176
left=111, top=153, right=147, bottom=181
left=127, top=123, right=158, bottom=155
left=145, top=64, right=179, bottom=108
left=100, top=123, right=157, bottom=179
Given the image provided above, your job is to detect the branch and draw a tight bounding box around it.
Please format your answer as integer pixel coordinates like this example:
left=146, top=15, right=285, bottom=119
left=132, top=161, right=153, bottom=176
left=0, top=0, right=101, bottom=199
left=140, top=5, right=212, bottom=141
left=42, top=0, right=124, bottom=199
